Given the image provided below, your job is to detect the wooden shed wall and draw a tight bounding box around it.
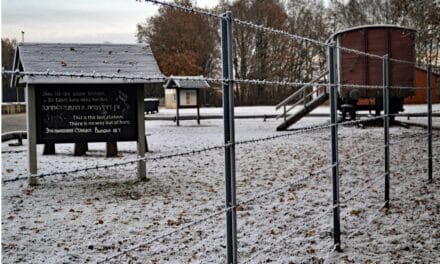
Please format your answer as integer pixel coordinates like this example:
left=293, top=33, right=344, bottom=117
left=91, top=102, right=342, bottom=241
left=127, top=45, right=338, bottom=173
left=404, top=68, right=439, bottom=104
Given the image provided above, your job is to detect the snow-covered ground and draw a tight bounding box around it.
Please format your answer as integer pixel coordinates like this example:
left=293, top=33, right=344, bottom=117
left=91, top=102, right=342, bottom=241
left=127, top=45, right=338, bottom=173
left=2, top=105, right=440, bottom=263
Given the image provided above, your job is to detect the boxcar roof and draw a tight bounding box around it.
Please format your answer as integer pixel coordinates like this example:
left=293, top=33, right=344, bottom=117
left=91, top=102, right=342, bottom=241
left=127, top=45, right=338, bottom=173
left=12, top=42, right=165, bottom=84
left=326, top=24, right=416, bottom=44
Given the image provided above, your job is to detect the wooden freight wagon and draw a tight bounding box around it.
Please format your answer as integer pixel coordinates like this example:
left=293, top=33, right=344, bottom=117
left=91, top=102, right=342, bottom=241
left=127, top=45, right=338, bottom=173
left=327, top=25, right=416, bottom=119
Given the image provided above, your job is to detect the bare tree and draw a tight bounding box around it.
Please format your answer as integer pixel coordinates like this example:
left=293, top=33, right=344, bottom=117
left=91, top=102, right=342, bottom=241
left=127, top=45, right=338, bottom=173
left=392, top=0, right=440, bottom=65
left=220, top=0, right=290, bottom=105
left=328, top=0, right=440, bottom=66
left=136, top=0, right=219, bottom=77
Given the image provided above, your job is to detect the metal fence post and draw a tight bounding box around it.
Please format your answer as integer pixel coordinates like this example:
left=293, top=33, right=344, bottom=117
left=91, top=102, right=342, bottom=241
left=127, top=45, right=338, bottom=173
left=328, top=42, right=341, bottom=252
left=427, top=64, right=433, bottom=183
left=383, top=55, right=390, bottom=207
left=221, top=11, right=237, bottom=264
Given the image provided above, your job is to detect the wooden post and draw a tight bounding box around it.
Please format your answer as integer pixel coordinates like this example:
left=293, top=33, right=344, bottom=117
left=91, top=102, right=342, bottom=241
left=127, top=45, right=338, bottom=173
left=176, top=88, right=180, bottom=126
left=106, top=142, right=118, bottom=157
left=196, top=89, right=201, bottom=125
left=43, top=143, right=56, bottom=155
left=27, top=84, right=38, bottom=186
left=74, top=142, right=88, bottom=156
left=137, top=86, right=147, bottom=181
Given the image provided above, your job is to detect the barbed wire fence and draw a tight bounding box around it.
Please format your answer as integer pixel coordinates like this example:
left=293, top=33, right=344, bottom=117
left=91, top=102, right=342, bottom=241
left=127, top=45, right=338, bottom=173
left=2, top=0, right=439, bottom=263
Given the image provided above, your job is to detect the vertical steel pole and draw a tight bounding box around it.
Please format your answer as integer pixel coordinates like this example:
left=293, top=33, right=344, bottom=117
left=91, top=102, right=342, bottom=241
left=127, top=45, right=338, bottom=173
left=427, top=64, right=433, bottom=183
left=328, top=42, right=341, bottom=251
left=383, top=55, right=390, bottom=207
left=221, top=11, right=237, bottom=264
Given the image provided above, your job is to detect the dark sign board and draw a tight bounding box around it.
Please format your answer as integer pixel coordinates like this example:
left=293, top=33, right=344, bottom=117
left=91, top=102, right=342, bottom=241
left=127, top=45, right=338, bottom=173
left=35, top=84, right=138, bottom=144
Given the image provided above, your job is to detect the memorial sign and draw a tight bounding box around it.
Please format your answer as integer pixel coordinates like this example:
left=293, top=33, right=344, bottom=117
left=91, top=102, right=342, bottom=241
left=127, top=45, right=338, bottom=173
left=35, top=85, right=138, bottom=143
left=10, top=42, right=164, bottom=184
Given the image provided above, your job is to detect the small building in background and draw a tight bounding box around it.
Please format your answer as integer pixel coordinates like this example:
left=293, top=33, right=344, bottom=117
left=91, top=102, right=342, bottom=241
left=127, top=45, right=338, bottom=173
left=164, top=76, right=209, bottom=125
left=404, top=67, right=440, bottom=104
left=164, top=76, right=209, bottom=109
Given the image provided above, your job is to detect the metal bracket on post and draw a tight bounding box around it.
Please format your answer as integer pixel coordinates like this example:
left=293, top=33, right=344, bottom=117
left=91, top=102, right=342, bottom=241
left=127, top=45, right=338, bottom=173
left=221, top=11, right=237, bottom=264
left=328, top=42, right=341, bottom=252
left=383, top=55, right=390, bottom=207
left=427, top=64, right=433, bottom=183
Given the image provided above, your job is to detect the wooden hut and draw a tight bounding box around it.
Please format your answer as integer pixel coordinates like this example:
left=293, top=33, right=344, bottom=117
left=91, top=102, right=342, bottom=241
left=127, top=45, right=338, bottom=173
left=404, top=67, right=440, bottom=104
left=164, top=76, right=209, bottom=125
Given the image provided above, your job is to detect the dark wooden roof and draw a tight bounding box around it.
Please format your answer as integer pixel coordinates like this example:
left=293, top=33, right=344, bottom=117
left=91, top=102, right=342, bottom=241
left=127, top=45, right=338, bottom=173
left=12, top=43, right=164, bottom=84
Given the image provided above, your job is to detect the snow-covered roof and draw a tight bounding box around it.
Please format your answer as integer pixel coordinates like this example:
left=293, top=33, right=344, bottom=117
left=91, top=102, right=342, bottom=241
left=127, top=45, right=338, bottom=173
left=164, top=76, right=210, bottom=89
left=12, top=42, right=164, bottom=84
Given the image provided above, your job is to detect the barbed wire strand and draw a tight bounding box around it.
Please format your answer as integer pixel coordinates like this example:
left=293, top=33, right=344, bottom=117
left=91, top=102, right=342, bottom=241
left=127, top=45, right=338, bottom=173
left=391, top=157, right=433, bottom=174
left=142, top=0, right=433, bottom=68
left=344, top=201, right=388, bottom=241
left=243, top=140, right=437, bottom=263
left=339, top=133, right=439, bottom=169
left=239, top=166, right=330, bottom=207
left=1, top=143, right=228, bottom=183
left=142, top=0, right=222, bottom=18
left=0, top=115, right=372, bottom=183
left=1, top=121, right=334, bottom=183
left=0, top=1, right=436, bottom=262
left=1, top=69, right=228, bottom=84
left=96, top=206, right=230, bottom=263
left=99, top=162, right=332, bottom=262
left=53, top=123, right=439, bottom=261
left=4, top=108, right=438, bottom=184
left=322, top=244, right=341, bottom=264
left=5, top=69, right=440, bottom=92
left=242, top=206, right=334, bottom=264
left=339, top=145, right=385, bottom=165
left=344, top=152, right=436, bottom=242
left=340, top=175, right=384, bottom=207
left=326, top=150, right=436, bottom=261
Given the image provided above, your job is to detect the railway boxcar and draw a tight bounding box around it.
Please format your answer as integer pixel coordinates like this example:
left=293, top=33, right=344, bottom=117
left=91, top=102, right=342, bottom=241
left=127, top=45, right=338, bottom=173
left=327, top=25, right=416, bottom=119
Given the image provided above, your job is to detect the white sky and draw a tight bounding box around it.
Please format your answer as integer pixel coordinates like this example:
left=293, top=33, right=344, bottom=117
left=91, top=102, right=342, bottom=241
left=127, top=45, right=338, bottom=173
left=1, top=0, right=219, bottom=43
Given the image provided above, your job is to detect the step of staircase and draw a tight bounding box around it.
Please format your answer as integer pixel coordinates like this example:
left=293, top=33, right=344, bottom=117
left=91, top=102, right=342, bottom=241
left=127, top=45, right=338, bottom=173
left=277, top=93, right=329, bottom=131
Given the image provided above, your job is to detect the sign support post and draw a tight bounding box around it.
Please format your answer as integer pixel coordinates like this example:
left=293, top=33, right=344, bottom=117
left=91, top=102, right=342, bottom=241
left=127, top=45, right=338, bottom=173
left=176, top=88, right=180, bottom=126
left=26, top=84, right=38, bottom=186
left=137, top=86, right=147, bottom=181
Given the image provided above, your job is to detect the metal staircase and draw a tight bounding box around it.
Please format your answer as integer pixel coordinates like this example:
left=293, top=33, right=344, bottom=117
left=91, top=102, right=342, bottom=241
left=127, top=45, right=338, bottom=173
left=275, top=71, right=329, bottom=131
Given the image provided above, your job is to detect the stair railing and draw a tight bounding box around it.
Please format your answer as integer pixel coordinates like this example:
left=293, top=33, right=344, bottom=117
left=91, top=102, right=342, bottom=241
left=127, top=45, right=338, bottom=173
left=275, top=70, right=328, bottom=121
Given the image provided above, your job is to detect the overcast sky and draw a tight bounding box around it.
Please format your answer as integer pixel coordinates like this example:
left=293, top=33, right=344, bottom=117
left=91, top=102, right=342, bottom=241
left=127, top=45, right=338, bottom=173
left=1, top=0, right=219, bottom=43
